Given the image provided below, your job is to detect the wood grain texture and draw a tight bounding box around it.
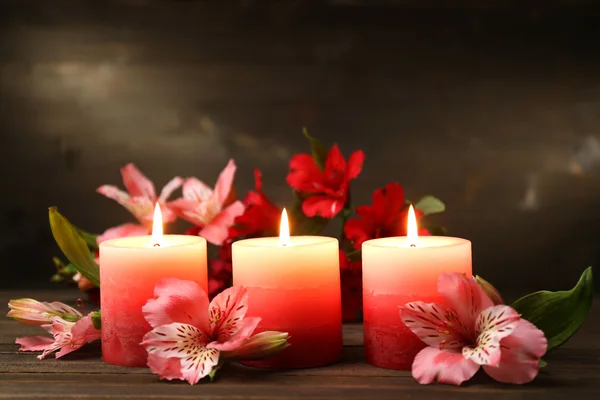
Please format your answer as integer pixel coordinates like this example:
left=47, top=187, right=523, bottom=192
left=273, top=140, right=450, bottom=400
left=0, top=290, right=599, bottom=398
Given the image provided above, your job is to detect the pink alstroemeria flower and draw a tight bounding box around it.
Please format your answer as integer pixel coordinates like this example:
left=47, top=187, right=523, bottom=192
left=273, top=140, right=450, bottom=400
left=7, top=299, right=81, bottom=326
left=169, top=160, right=245, bottom=245
left=400, top=273, right=547, bottom=386
left=97, top=163, right=183, bottom=224
left=141, top=278, right=288, bottom=384
left=15, top=314, right=101, bottom=360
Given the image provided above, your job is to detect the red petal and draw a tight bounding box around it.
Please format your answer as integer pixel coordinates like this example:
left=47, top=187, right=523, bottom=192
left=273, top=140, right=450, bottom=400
left=301, top=195, right=344, bottom=218
left=287, top=154, right=325, bottom=193
left=372, top=183, right=405, bottom=229
left=344, top=218, right=374, bottom=250
left=324, top=144, right=347, bottom=182
left=346, top=150, right=365, bottom=180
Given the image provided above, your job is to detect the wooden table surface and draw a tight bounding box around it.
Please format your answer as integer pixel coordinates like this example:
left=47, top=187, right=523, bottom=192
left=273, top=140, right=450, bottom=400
left=1, top=290, right=599, bottom=399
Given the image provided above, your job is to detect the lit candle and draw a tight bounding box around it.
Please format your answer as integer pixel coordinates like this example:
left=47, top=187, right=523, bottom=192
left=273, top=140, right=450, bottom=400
left=99, top=204, right=208, bottom=367
left=362, top=205, right=472, bottom=370
left=231, top=209, right=342, bottom=368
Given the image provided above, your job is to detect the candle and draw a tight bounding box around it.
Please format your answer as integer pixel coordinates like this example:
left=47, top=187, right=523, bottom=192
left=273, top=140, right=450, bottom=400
left=99, top=204, right=208, bottom=367
left=232, top=209, right=342, bottom=368
left=362, top=206, right=472, bottom=370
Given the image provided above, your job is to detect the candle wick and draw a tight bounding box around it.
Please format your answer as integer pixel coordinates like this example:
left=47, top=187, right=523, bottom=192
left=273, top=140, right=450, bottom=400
left=153, top=243, right=161, bottom=248
left=410, top=243, right=416, bottom=248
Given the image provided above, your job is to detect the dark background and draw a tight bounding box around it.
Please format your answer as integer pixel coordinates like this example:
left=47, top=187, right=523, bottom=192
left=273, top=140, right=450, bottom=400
left=1, top=0, right=599, bottom=292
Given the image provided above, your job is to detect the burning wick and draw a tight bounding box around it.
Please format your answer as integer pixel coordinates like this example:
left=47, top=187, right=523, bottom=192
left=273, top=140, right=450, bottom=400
left=153, top=243, right=161, bottom=248
left=410, top=243, right=416, bottom=248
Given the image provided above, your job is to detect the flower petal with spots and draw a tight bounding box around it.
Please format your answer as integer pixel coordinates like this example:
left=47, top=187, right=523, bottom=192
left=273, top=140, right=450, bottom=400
left=208, top=286, right=249, bottom=340
left=462, top=305, right=520, bottom=366
left=399, top=301, right=466, bottom=349
left=142, top=323, right=218, bottom=385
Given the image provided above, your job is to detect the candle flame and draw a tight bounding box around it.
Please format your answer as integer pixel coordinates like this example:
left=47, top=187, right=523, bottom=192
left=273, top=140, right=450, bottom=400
left=279, top=208, right=290, bottom=247
left=152, top=203, right=163, bottom=246
left=407, top=204, right=418, bottom=247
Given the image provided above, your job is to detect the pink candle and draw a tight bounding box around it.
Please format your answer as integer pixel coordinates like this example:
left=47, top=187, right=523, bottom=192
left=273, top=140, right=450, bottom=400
left=231, top=210, right=342, bottom=368
left=362, top=206, right=471, bottom=370
left=99, top=205, right=207, bottom=367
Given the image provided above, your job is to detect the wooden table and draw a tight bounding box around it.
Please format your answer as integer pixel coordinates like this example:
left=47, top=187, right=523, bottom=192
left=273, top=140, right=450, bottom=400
left=1, top=290, right=599, bottom=399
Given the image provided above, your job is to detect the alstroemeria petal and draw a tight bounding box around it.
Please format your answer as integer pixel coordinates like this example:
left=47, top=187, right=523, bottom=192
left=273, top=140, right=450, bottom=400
left=483, top=319, right=548, bottom=384
left=214, top=160, right=237, bottom=205
left=143, top=278, right=210, bottom=332
left=301, top=195, right=344, bottom=219
left=182, top=177, right=213, bottom=202
left=438, top=273, right=493, bottom=336
left=400, top=302, right=465, bottom=349
left=209, top=286, right=248, bottom=339
left=199, top=201, right=245, bottom=245
left=208, top=317, right=260, bottom=352
left=96, top=223, right=148, bottom=245
left=412, top=347, right=480, bottom=386
left=147, top=354, right=184, bottom=381
left=121, top=163, right=156, bottom=199
left=97, top=185, right=131, bottom=208
left=287, top=154, right=325, bottom=193
left=142, top=323, right=218, bottom=385
left=346, top=149, right=365, bottom=180
left=221, top=331, right=290, bottom=361
left=158, top=176, right=184, bottom=204
left=16, top=335, right=54, bottom=352
left=462, top=305, right=520, bottom=366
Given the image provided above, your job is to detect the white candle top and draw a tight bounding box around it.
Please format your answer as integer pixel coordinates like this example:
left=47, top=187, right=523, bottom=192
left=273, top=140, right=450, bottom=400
left=363, top=236, right=470, bottom=249
left=233, top=235, right=336, bottom=249
left=100, top=234, right=206, bottom=249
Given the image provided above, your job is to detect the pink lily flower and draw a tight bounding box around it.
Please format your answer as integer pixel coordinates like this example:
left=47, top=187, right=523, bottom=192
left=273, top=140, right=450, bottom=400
left=96, top=223, right=150, bottom=245
left=7, top=299, right=81, bottom=326
left=399, top=273, right=547, bottom=385
left=141, top=278, right=289, bottom=384
left=169, top=160, right=245, bottom=245
left=97, top=163, right=183, bottom=224
left=16, top=314, right=101, bottom=359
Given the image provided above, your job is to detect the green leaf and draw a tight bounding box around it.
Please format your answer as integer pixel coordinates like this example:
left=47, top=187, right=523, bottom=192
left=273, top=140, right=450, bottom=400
left=208, top=361, right=224, bottom=382
left=539, top=359, right=548, bottom=368
left=512, top=267, right=594, bottom=352
left=49, top=207, right=100, bottom=287
left=91, top=311, right=102, bottom=330
left=414, top=195, right=446, bottom=215
left=76, top=228, right=99, bottom=250
left=302, top=128, right=328, bottom=171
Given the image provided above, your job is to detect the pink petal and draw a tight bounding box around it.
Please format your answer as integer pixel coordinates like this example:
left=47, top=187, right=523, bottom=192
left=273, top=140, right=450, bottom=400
left=97, top=185, right=131, bottom=208
left=168, top=198, right=206, bottom=226
left=199, top=201, right=245, bottom=245
left=96, top=223, right=148, bottom=245
left=214, top=159, right=237, bottom=205
left=142, top=323, right=218, bottom=385
left=147, top=354, right=184, bottom=381
left=437, top=273, right=493, bottom=336
left=16, top=336, right=54, bottom=352
left=209, top=286, right=248, bottom=338
left=462, top=305, right=520, bottom=366
left=399, top=302, right=465, bottom=348
left=301, top=195, right=344, bottom=218
left=483, top=319, right=548, bottom=384
left=46, top=302, right=82, bottom=317
left=70, top=314, right=102, bottom=344
left=121, top=163, right=156, bottom=199
left=412, top=347, right=480, bottom=386
left=142, top=278, right=210, bottom=332
left=182, top=177, right=213, bottom=202
left=208, top=317, right=260, bottom=352
left=158, top=176, right=184, bottom=204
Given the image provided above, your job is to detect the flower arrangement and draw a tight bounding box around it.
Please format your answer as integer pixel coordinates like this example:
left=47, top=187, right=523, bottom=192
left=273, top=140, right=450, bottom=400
left=4, top=130, right=595, bottom=386
left=49, top=130, right=447, bottom=321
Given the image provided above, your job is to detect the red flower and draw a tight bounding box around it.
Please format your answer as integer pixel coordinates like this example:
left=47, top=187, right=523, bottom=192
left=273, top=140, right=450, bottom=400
left=339, top=251, right=363, bottom=322
left=344, top=182, right=430, bottom=250
left=287, top=144, right=364, bottom=219
left=229, top=169, right=281, bottom=239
